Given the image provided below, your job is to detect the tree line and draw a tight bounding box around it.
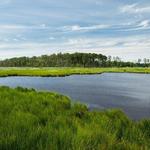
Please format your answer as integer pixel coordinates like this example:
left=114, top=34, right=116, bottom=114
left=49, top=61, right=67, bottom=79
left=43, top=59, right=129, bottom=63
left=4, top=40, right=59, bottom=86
left=0, top=52, right=149, bottom=67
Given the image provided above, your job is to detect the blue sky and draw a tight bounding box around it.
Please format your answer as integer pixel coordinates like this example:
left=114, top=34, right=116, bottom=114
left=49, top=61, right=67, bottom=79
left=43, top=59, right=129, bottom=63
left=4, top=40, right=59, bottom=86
left=0, top=0, right=150, bottom=61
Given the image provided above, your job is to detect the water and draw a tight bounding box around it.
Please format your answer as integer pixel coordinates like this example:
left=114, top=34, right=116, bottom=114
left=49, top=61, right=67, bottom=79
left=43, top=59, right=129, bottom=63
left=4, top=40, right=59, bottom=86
left=0, top=73, right=150, bottom=120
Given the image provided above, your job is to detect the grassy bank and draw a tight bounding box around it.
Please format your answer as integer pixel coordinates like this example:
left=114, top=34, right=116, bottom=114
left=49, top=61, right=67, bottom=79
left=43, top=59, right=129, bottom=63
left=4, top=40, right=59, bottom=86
left=0, top=67, right=150, bottom=77
left=0, top=86, right=150, bottom=150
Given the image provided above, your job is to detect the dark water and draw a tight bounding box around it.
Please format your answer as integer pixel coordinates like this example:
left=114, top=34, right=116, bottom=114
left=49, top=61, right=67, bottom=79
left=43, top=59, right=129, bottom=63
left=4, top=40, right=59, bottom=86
left=0, top=73, right=150, bottom=120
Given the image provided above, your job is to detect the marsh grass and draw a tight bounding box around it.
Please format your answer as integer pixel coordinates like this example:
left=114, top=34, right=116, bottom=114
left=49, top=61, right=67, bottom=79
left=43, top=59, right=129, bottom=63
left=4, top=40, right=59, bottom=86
left=0, top=67, right=150, bottom=77
left=0, top=86, right=150, bottom=150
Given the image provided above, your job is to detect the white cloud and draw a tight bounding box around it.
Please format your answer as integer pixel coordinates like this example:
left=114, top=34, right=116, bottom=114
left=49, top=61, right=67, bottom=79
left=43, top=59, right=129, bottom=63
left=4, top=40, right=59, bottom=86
left=121, top=3, right=138, bottom=13
left=66, top=36, right=150, bottom=49
left=0, top=24, right=49, bottom=30
left=0, top=35, right=149, bottom=60
left=138, top=20, right=150, bottom=28
left=120, top=3, right=150, bottom=14
left=117, top=20, right=150, bottom=31
left=49, top=37, right=55, bottom=40
left=62, top=24, right=110, bottom=32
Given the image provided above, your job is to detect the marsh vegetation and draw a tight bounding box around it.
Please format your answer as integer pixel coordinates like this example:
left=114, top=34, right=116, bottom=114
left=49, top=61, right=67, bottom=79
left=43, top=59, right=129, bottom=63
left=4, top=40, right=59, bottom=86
left=0, top=67, right=150, bottom=77
left=0, top=86, right=150, bottom=150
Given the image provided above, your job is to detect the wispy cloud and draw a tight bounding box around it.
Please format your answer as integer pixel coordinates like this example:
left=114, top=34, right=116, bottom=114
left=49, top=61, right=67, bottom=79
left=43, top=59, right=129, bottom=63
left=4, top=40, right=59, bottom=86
left=0, top=24, right=49, bottom=30
left=66, top=36, right=150, bottom=49
left=116, top=20, right=150, bottom=32
left=62, top=24, right=110, bottom=32
left=120, top=3, right=150, bottom=14
left=138, top=20, right=150, bottom=28
left=0, top=35, right=149, bottom=60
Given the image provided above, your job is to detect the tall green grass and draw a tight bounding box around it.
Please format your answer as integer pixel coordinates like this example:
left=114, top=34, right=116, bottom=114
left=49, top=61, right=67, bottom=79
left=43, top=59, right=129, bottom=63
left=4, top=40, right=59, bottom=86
left=0, top=86, right=150, bottom=150
left=0, top=67, right=150, bottom=77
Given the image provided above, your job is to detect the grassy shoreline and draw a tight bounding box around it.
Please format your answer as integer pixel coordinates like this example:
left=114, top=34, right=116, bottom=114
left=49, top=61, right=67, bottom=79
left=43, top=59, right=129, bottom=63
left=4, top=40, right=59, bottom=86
left=0, top=67, right=150, bottom=77
left=0, top=86, right=150, bottom=149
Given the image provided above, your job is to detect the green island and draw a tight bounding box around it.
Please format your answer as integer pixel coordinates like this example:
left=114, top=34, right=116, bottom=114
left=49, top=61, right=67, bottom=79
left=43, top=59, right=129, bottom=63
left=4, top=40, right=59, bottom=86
left=0, top=67, right=150, bottom=77
left=0, top=86, right=150, bottom=150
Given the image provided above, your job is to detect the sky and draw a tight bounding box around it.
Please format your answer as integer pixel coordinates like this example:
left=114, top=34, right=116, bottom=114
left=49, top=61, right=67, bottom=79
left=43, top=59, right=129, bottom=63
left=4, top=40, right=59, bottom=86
left=0, top=0, right=150, bottom=61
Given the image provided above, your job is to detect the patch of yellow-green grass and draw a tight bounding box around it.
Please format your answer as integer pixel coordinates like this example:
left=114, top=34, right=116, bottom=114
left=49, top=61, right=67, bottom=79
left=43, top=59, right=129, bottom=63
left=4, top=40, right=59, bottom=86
left=0, top=67, right=149, bottom=77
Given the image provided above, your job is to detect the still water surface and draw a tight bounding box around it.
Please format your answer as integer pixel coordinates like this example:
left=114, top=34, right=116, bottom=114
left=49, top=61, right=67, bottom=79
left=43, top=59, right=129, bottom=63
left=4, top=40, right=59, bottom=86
left=0, top=73, right=150, bottom=120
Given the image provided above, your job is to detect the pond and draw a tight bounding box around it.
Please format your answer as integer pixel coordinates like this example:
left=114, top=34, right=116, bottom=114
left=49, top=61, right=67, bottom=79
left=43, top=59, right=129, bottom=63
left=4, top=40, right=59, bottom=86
left=0, top=73, right=150, bottom=120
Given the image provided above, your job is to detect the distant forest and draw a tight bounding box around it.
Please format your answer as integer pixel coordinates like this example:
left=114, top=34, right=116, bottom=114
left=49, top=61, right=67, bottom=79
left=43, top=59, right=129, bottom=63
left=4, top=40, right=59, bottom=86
left=0, top=53, right=149, bottom=67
